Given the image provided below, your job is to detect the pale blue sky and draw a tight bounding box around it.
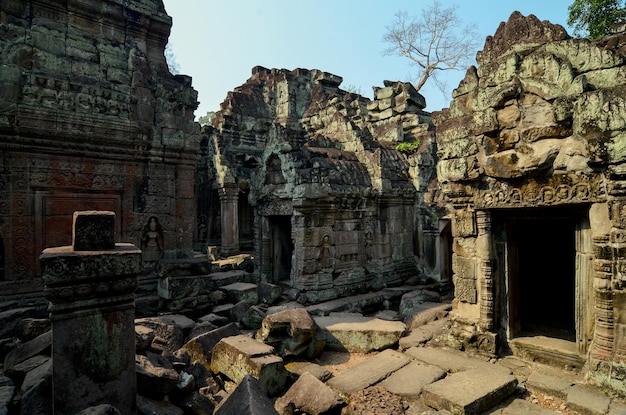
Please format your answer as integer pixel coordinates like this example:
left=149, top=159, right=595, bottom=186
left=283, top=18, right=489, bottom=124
left=162, top=1, right=574, bottom=118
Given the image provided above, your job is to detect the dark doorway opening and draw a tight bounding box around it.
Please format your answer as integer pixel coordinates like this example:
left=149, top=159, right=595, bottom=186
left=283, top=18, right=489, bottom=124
left=268, top=216, right=293, bottom=283
left=500, top=207, right=578, bottom=342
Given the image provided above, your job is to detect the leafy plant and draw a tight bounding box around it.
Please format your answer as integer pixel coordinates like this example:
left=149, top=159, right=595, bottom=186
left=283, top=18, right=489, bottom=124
left=395, top=140, right=421, bottom=154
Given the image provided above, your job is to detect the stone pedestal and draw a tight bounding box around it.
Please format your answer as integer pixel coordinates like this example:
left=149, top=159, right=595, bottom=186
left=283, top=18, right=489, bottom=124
left=40, top=211, right=142, bottom=415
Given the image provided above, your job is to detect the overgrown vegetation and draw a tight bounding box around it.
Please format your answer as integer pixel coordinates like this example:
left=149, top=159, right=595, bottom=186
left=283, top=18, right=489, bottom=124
left=395, top=141, right=421, bottom=154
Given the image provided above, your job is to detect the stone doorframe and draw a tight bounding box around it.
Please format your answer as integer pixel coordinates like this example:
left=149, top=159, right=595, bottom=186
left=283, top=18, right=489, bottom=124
left=475, top=208, right=596, bottom=356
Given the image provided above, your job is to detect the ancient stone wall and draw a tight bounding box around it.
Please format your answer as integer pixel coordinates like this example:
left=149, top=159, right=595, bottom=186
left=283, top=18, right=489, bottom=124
left=0, top=0, right=198, bottom=296
left=432, top=11, right=626, bottom=377
left=202, top=67, right=439, bottom=302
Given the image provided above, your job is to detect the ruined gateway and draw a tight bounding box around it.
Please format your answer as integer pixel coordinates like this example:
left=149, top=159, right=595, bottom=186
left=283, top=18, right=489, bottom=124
left=0, top=0, right=626, bottom=390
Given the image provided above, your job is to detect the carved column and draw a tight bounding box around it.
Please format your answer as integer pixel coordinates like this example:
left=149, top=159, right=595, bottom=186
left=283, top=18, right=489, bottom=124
left=591, top=235, right=614, bottom=361
left=476, top=210, right=495, bottom=331
left=219, top=184, right=239, bottom=256
left=40, top=211, right=141, bottom=415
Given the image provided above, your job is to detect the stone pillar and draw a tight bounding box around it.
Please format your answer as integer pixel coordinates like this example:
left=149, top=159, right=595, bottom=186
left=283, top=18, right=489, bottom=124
left=220, top=184, right=239, bottom=256
left=476, top=210, right=495, bottom=330
left=40, top=211, right=141, bottom=415
left=591, top=234, right=614, bottom=361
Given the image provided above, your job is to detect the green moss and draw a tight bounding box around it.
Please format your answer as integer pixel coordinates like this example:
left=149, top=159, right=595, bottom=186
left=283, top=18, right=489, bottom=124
left=395, top=140, right=421, bottom=154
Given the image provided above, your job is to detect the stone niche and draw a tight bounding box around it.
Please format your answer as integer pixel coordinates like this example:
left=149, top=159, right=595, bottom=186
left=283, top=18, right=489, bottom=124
left=200, top=67, right=441, bottom=302
left=431, top=11, right=626, bottom=380
left=0, top=0, right=199, bottom=295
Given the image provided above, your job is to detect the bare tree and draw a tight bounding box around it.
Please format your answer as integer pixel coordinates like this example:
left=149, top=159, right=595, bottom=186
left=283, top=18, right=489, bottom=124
left=383, top=1, right=480, bottom=94
left=165, top=42, right=181, bottom=75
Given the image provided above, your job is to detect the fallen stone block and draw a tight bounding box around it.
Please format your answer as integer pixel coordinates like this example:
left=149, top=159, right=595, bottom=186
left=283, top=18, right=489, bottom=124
left=211, top=335, right=288, bottom=396
left=177, top=391, right=215, bottom=415
left=158, top=274, right=215, bottom=300
left=0, top=307, right=38, bottom=339
left=326, top=349, right=411, bottom=395
left=20, top=358, right=52, bottom=415
left=213, top=375, right=279, bottom=415
left=488, top=398, right=561, bottom=414
left=405, top=302, right=451, bottom=329
left=3, top=330, right=51, bottom=372
left=5, top=355, right=50, bottom=386
left=566, top=384, right=610, bottom=415
left=284, top=361, right=332, bottom=382
left=379, top=361, right=446, bottom=397
left=399, top=319, right=447, bottom=350
left=177, top=322, right=240, bottom=371
left=405, top=346, right=510, bottom=374
left=421, top=367, right=518, bottom=415
left=159, top=258, right=211, bottom=278
left=0, top=382, right=15, bottom=415
left=258, top=282, right=284, bottom=305
left=136, top=354, right=179, bottom=400
left=135, top=315, right=194, bottom=353
left=526, top=372, right=574, bottom=399
left=274, top=372, right=344, bottom=415
left=314, top=313, right=405, bottom=353
left=186, top=321, right=218, bottom=341
left=137, top=395, right=184, bottom=415
left=222, top=282, right=258, bottom=303
left=14, top=318, right=51, bottom=343
left=256, top=308, right=325, bottom=359
left=210, top=270, right=249, bottom=288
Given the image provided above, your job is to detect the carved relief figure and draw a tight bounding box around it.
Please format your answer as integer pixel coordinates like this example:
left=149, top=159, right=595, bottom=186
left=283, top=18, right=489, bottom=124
left=319, top=234, right=334, bottom=270
left=141, top=216, right=164, bottom=266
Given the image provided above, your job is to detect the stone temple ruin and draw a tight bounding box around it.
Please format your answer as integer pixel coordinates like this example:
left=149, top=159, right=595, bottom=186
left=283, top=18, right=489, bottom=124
left=2, top=0, right=626, bottom=413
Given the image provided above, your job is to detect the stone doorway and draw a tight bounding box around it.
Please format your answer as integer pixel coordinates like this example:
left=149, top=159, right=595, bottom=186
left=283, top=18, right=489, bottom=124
left=495, top=206, right=592, bottom=356
left=268, top=215, right=293, bottom=283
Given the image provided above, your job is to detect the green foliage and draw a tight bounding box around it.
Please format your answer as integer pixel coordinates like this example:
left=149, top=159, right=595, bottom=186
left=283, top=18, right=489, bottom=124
left=567, top=0, right=626, bottom=38
left=197, top=111, right=215, bottom=126
left=395, top=140, right=421, bottom=154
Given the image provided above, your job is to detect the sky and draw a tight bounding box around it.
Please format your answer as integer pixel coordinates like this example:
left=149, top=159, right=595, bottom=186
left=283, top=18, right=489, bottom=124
left=162, top=1, right=574, bottom=119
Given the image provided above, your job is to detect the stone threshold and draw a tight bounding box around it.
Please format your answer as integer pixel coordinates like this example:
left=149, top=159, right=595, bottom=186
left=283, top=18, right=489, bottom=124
left=509, top=335, right=585, bottom=371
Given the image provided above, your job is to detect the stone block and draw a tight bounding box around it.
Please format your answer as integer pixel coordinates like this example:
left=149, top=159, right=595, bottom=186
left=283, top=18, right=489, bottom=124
left=314, top=314, right=405, bottom=353
left=421, top=368, right=517, bottom=415
left=257, top=282, right=284, bottom=305
left=379, top=361, right=446, bottom=397
left=20, top=358, right=52, bottom=415
left=177, top=323, right=240, bottom=371
left=72, top=211, right=116, bottom=251
left=211, top=335, right=288, bottom=396
left=326, top=349, right=411, bottom=395
left=526, top=372, right=574, bottom=399
left=135, top=354, right=179, bottom=400
left=274, top=372, right=344, bottom=415
left=256, top=308, right=325, bottom=359
left=213, top=375, right=279, bottom=415
left=158, top=275, right=214, bottom=300
left=566, top=384, right=610, bottom=415
left=222, top=282, right=258, bottom=303
left=3, top=330, right=51, bottom=372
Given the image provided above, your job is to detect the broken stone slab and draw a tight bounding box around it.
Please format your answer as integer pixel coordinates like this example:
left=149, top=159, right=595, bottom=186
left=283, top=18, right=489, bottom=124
left=221, top=282, right=258, bottom=303
left=158, top=274, right=215, bottom=300
left=379, top=360, right=446, bottom=397
left=405, top=302, right=451, bottom=329
left=14, top=318, right=51, bottom=342
left=314, top=313, right=405, bottom=353
left=274, top=372, right=344, bottom=415
left=486, top=398, right=561, bottom=414
left=176, top=322, right=240, bottom=372
left=211, top=334, right=288, bottom=396
left=525, top=372, right=575, bottom=399
left=256, top=308, right=325, bottom=359
left=566, top=384, right=610, bottom=415
left=177, top=391, right=215, bottom=415
left=137, top=395, right=184, bottom=415
left=326, top=349, right=411, bottom=395
left=197, top=313, right=230, bottom=327
left=405, top=346, right=510, bottom=375
left=209, top=270, right=249, bottom=288
left=20, top=358, right=52, bottom=415
left=135, top=354, right=179, bottom=400
left=159, top=258, right=211, bottom=278
left=186, top=321, right=218, bottom=341
left=399, top=318, right=447, bottom=350
left=0, top=381, right=15, bottom=415
left=213, top=375, right=279, bottom=415
left=421, top=367, right=518, bottom=415
left=135, top=315, right=194, bottom=353
left=3, top=330, right=51, bottom=372
left=306, top=292, right=386, bottom=316
left=257, top=282, right=284, bottom=305
left=284, top=361, right=332, bottom=382
left=5, top=355, right=50, bottom=386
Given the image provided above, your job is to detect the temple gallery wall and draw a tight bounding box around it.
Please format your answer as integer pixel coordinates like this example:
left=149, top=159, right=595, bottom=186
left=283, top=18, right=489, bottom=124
left=1, top=0, right=626, bottom=382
